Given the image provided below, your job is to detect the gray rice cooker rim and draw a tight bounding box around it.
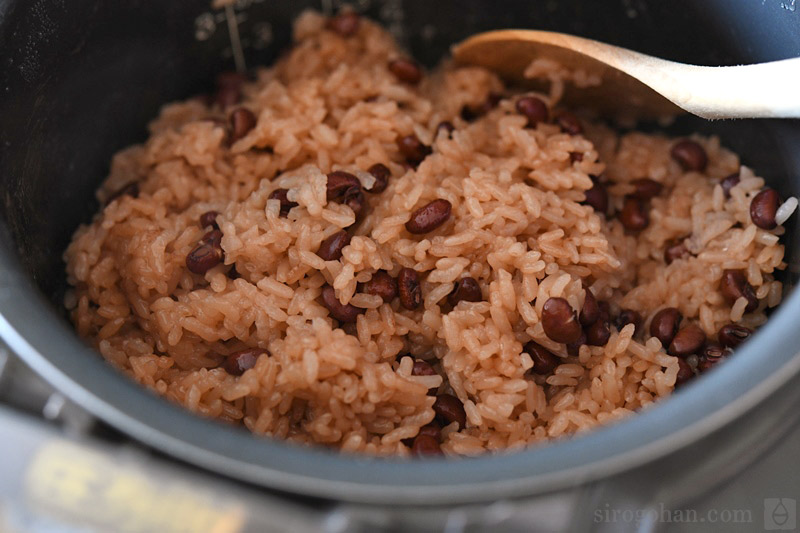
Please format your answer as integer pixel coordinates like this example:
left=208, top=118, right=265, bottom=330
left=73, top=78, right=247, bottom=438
left=2, top=242, right=800, bottom=506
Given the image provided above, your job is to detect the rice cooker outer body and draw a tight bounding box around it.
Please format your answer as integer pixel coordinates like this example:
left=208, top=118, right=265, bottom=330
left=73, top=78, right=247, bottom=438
left=0, top=0, right=799, bottom=511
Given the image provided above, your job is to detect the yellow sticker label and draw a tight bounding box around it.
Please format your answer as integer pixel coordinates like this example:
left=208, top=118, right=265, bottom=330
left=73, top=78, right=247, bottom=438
left=25, top=440, right=245, bottom=533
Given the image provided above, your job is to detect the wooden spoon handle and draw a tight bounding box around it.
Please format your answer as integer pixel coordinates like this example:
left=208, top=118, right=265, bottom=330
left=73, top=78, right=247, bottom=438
left=634, top=58, right=800, bottom=119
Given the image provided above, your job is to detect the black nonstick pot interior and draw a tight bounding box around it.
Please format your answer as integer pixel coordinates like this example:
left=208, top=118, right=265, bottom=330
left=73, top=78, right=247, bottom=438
left=1, top=0, right=800, bottom=505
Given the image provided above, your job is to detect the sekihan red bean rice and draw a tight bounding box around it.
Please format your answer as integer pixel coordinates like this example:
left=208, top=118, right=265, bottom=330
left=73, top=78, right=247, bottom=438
left=63, top=10, right=794, bottom=457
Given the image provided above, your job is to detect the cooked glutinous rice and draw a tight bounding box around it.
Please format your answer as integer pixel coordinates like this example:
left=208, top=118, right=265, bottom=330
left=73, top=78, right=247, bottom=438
left=63, top=11, right=793, bottom=457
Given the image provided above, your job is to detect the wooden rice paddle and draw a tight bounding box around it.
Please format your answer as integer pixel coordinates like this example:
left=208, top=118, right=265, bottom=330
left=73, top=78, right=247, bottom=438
left=452, top=30, right=800, bottom=120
